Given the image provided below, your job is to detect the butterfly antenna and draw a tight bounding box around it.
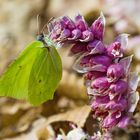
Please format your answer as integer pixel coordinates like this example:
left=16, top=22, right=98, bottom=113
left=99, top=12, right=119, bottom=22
left=37, top=14, right=40, bottom=35
left=41, top=17, right=55, bottom=34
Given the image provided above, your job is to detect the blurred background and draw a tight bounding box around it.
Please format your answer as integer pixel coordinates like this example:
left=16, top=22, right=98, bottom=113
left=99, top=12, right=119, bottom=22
left=0, top=0, right=140, bottom=139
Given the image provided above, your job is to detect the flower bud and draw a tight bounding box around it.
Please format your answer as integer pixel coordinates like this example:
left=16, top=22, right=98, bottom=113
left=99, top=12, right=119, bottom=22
left=107, top=42, right=123, bottom=58
left=75, top=14, right=88, bottom=31
left=105, top=98, right=127, bottom=111
left=60, top=29, right=71, bottom=39
left=117, top=116, right=130, bottom=128
left=109, top=80, right=128, bottom=100
left=70, top=29, right=82, bottom=40
left=107, top=63, right=124, bottom=82
left=91, top=13, right=105, bottom=40
left=49, top=20, right=65, bottom=40
left=102, top=111, right=120, bottom=129
left=91, top=95, right=110, bottom=110
left=107, top=34, right=128, bottom=59
left=74, top=54, right=112, bottom=73
left=91, top=77, right=110, bottom=94
left=87, top=55, right=112, bottom=72
left=62, top=16, right=75, bottom=30
left=80, top=30, right=93, bottom=42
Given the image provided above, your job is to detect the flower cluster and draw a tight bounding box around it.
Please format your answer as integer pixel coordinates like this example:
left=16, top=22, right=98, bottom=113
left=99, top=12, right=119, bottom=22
left=48, top=13, right=139, bottom=131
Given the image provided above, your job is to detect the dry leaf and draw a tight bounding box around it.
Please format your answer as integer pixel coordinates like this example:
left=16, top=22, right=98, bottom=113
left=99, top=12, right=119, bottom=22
left=37, top=105, right=91, bottom=140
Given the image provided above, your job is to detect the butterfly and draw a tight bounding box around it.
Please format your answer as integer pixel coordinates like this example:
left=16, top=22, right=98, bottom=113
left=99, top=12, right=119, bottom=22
left=0, top=16, right=62, bottom=106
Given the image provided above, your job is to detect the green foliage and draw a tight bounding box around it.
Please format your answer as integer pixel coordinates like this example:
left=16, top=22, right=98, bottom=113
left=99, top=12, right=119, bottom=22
left=0, top=41, right=62, bottom=105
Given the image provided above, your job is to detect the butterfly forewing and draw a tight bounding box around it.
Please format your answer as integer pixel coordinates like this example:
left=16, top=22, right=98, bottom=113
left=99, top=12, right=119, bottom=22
left=0, top=41, right=43, bottom=99
left=28, top=46, right=62, bottom=105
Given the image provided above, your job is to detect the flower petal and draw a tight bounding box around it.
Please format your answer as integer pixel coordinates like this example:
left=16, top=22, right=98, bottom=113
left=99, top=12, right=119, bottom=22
left=128, top=91, right=139, bottom=113
left=117, top=116, right=130, bottom=128
left=115, top=34, right=129, bottom=51
left=119, top=55, right=133, bottom=75
left=91, top=12, right=105, bottom=40
left=128, top=72, right=139, bottom=91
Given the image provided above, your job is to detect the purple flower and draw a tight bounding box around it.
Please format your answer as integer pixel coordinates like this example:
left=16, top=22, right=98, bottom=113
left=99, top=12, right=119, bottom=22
left=105, top=98, right=128, bottom=111
left=117, top=116, right=130, bottom=128
left=84, top=71, right=106, bottom=87
left=89, top=55, right=112, bottom=68
left=102, top=111, right=121, bottom=129
left=60, top=29, right=71, bottom=39
left=108, top=80, right=128, bottom=100
left=61, top=16, right=75, bottom=30
left=69, top=29, right=82, bottom=40
left=91, top=13, right=105, bottom=40
left=73, top=54, right=112, bottom=73
left=80, top=30, right=93, bottom=42
left=91, top=77, right=111, bottom=94
left=107, top=42, right=122, bottom=58
left=91, top=95, right=110, bottom=110
left=48, top=16, right=76, bottom=43
left=107, top=63, right=125, bottom=82
left=107, top=34, right=128, bottom=58
left=75, top=14, right=88, bottom=31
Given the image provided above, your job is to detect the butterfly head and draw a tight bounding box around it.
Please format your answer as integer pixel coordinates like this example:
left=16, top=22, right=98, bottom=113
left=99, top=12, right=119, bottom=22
left=36, top=33, right=45, bottom=42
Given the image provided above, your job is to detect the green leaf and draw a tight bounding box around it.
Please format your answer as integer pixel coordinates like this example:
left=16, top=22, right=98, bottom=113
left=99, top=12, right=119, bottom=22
left=0, top=40, right=62, bottom=106
left=28, top=46, right=62, bottom=105
left=0, top=41, right=43, bottom=99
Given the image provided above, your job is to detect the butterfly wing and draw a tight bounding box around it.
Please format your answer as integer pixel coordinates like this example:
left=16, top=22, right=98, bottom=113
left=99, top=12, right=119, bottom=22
left=0, top=41, right=43, bottom=99
left=28, top=46, right=62, bottom=105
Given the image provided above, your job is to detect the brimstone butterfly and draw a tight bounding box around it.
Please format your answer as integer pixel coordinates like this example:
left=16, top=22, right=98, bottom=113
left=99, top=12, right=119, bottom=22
left=0, top=23, right=62, bottom=106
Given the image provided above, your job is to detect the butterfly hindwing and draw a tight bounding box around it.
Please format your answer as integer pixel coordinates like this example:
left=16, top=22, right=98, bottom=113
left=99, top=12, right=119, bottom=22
left=28, top=46, right=62, bottom=105
left=0, top=41, right=44, bottom=99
